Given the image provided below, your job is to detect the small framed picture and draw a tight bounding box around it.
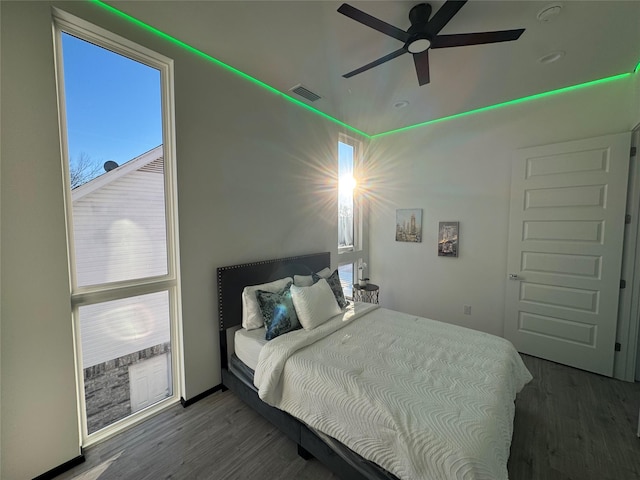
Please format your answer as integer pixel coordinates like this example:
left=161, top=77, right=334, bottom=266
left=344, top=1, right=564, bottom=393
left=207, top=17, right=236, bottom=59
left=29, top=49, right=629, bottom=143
left=438, top=221, right=459, bottom=257
left=395, top=209, right=422, bottom=243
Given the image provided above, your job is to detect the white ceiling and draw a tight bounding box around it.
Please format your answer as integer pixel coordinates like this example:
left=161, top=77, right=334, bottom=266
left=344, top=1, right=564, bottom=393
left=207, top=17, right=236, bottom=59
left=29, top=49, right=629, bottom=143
left=110, top=1, right=640, bottom=136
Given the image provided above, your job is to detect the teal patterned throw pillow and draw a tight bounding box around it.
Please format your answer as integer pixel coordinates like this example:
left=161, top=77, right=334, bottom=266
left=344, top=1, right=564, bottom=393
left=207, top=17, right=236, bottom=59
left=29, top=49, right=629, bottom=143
left=256, top=282, right=301, bottom=340
left=312, top=269, right=348, bottom=309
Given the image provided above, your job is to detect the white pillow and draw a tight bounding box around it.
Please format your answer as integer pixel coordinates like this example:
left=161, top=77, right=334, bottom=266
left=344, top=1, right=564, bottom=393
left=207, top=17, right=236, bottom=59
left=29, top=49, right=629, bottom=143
left=242, top=277, right=293, bottom=330
left=290, top=279, right=342, bottom=330
left=316, top=267, right=332, bottom=278
left=293, top=267, right=332, bottom=287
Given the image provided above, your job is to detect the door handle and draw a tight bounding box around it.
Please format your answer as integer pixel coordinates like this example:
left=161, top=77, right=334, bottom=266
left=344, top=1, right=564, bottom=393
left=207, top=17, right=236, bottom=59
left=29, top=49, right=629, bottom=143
left=509, top=273, right=521, bottom=280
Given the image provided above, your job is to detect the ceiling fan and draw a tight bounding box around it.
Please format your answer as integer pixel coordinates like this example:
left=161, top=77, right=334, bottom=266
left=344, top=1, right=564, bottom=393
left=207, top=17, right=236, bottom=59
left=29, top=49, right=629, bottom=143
left=338, top=0, right=525, bottom=86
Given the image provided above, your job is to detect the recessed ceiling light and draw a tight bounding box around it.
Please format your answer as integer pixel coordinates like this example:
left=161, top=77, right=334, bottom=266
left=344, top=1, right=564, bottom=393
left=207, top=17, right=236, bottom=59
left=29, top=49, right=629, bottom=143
left=394, top=100, right=410, bottom=108
left=537, top=3, right=563, bottom=22
left=538, top=50, right=565, bottom=64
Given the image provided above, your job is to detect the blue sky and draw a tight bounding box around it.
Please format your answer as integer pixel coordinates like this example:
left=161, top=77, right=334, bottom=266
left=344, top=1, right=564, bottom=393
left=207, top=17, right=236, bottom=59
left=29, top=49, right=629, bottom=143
left=61, top=33, right=162, bottom=170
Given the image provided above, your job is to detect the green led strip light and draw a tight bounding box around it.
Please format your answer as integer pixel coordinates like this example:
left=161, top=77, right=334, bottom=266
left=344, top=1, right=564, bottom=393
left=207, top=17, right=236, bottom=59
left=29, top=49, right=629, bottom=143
left=92, top=0, right=638, bottom=140
left=90, top=0, right=370, bottom=139
left=371, top=72, right=631, bottom=138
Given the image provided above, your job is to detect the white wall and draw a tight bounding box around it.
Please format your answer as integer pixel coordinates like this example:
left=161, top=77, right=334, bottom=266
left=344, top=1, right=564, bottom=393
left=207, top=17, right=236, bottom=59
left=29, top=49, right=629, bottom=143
left=0, top=1, right=364, bottom=478
left=368, top=77, right=636, bottom=339
left=1, top=2, right=81, bottom=479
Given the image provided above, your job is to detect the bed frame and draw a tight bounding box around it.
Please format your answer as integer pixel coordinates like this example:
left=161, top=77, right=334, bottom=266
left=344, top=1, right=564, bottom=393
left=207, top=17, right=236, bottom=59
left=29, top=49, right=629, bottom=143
left=217, top=252, right=399, bottom=480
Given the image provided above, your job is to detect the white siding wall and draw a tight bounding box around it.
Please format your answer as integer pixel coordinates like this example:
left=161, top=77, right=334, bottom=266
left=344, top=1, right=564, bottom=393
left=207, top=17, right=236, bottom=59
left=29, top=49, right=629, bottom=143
left=73, top=168, right=167, bottom=286
left=79, top=291, right=170, bottom=368
left=73, top=166, right=170, bottom=367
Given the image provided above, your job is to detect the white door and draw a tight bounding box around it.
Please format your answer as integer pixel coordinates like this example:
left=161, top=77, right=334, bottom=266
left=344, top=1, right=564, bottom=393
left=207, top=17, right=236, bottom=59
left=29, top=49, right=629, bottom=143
left=129, top=354, right=171, bottom=413
left=504, top=133, right=631, bottom=376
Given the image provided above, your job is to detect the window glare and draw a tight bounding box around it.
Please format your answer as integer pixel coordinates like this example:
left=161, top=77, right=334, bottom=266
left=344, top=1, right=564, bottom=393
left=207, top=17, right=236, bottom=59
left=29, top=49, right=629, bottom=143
left=338, top=140, right=355, bottom=249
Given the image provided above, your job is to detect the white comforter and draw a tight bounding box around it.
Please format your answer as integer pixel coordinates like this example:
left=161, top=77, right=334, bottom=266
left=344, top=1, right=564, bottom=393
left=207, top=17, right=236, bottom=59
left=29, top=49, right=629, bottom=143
left=254, top=303, right=532, bottom=480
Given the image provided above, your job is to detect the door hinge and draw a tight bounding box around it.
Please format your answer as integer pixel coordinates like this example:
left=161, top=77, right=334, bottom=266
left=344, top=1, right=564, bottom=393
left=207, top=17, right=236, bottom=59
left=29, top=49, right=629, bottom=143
left=620, top=279, right=626, bottom=289
left=615, top=342, right=621, bottom=352
left=625, top=214, right=632, bottom=224
left=631, top=146, right=637, bottom=157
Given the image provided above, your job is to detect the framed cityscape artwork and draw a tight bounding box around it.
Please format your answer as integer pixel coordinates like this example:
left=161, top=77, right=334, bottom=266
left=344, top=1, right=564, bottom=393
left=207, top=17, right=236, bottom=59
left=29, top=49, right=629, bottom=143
left=395, top=209, right=422, bottom=243
left=438, top=221, right=459, bottom=257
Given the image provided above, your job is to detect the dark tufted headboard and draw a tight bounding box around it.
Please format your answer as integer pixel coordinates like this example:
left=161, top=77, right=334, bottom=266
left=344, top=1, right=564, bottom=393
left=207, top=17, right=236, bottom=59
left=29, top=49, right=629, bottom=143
left=216, top=252, right=330, bottom=331
left=216, top=252, right=330, bottom=368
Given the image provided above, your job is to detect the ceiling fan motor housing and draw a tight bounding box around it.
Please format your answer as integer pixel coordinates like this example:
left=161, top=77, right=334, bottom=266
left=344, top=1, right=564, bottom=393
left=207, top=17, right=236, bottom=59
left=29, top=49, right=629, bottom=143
left=406, top=3, right=433, bottom=53
left=408, top=3, right=432, bottom=30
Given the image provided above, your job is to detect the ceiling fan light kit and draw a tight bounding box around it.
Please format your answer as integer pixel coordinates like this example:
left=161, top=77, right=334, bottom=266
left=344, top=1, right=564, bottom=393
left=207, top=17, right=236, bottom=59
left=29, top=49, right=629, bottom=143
left=338, top=0, right=525, bottom=86
left=407, top=38, right=431, bottom=54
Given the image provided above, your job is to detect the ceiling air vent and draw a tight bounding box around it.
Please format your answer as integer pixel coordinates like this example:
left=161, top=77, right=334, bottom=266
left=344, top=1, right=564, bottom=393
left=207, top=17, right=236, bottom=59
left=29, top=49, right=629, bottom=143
left=289, top=84, right=321, bottom=102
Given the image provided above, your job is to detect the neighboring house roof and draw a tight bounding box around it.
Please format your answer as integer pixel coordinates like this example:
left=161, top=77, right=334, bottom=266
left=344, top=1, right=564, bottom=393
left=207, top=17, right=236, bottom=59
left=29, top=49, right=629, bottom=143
left=72, top=145, right=163, bottom=201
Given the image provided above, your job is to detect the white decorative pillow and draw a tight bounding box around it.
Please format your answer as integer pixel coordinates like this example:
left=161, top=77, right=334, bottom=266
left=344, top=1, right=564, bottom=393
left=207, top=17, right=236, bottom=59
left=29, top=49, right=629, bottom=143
left=316, top=267, right=332, bottom=278
left=290, top=279, right=342, bottom=330
left=294, top=267, right=332, bottom=287
left=242, top=277, right=293, bottom=330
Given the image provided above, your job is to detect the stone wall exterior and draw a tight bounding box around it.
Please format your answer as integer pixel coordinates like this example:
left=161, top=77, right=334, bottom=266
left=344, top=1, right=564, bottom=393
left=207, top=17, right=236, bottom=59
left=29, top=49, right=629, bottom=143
left=84, top=342, right=171, bottom=434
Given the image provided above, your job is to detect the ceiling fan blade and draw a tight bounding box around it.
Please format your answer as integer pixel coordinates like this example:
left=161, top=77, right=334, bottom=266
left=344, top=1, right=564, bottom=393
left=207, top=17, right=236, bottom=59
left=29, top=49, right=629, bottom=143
left=413, top=50, right=430, bottom=86
left=343, top=48, right=407, bottom=78
left=431, top=29, right=525, bottom=48
left=338, top=4, right=410, bottom=42
left=427, top=0, right=467, bottom=35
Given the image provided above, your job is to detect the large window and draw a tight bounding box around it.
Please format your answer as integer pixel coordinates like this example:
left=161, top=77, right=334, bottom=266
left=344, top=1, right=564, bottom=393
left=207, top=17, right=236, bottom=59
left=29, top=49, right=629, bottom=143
left=338, top=137, right=357, bottom=251
left=54, top=11, right=182, bottom=445
left=338, top=263, right=354, bottom=299
left=338, top=135, right=363, bottom=296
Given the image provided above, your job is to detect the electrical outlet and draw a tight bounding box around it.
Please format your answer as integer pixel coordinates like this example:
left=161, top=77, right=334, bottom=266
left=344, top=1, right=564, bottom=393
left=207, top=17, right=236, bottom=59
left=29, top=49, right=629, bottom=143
left=463, top=305, right=471, bottom=315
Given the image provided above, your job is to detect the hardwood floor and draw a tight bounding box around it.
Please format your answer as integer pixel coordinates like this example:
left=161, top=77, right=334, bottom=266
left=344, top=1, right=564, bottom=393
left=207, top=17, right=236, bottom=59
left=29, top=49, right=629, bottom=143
left=55, top=355, right=640, bottom=480
left=508, top=356, right=640, bottom=480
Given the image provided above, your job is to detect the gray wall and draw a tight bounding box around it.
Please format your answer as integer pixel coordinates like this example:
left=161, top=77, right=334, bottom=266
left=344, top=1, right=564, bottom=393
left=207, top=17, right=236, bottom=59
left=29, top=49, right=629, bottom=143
left=0, top=1, right=365, bottom=478
left=367, top=76, right=636, bottom=336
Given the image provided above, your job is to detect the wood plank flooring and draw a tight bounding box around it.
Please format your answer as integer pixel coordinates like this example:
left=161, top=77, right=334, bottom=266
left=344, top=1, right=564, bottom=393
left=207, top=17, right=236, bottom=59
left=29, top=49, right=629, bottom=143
left=55, top=355, right=640, bottom=480
left=508, top=356, right=640, bottom=480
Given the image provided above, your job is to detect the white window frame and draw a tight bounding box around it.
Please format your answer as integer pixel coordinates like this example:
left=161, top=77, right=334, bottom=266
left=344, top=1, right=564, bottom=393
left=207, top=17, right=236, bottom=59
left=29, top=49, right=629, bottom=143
left=338, top=134, right=368, bottom=296
left=53, top=9, right=184, bottom=446
left=338, top=133, right=362, bottom=254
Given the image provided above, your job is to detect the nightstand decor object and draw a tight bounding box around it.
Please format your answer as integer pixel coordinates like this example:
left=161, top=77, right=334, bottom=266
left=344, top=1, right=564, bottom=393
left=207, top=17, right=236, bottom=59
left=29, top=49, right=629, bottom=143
left=353, top=283, right=379, bottom=304
left=358, top=260, right=368, bottom=286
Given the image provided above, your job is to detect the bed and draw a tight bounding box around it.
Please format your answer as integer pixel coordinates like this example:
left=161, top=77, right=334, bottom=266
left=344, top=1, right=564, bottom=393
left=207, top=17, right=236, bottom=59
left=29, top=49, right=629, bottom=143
left=217, top=252, right=532, bottom=480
